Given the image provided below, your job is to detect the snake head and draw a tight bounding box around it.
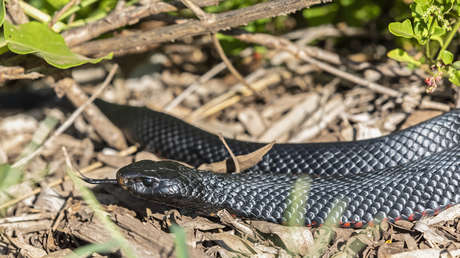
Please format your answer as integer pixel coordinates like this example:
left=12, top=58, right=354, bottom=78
left=116, top=160, right=190, bottom=202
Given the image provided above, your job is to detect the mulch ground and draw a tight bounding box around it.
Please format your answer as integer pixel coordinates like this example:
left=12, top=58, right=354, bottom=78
left=0, top=26, right=459, bottom=257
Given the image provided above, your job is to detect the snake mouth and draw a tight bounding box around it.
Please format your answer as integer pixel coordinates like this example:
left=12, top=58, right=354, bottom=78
left=117, top=176, right=129, bottom=191
left=117, top=177, right=128, bottom=190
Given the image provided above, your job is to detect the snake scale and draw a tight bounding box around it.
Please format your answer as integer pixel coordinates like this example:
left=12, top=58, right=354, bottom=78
left=88, top=99, right=460, bottom=227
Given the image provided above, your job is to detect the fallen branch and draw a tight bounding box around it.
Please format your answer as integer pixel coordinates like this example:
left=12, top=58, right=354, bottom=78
left=71, top=0, right=326, bottom=56
left=63, top=0, right=220, bottom=46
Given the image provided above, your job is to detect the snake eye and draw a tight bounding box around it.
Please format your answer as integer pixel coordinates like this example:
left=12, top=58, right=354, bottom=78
left=142, top=178, right=154, bottom=187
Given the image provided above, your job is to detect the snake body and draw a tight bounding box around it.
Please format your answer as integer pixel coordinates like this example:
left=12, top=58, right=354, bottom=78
left=94, top=99, right=460, bottom=227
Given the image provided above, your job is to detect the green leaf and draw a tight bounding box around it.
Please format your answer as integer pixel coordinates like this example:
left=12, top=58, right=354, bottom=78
left=440, top=50, right=453, bottom=65
left=453, top=61, right=460, bottom=69
left=449, top=69, right=460, bottom=86
left=46, top=0, right=70, bottom=9
left=351, top=2, right=381, bottom=24
left=4, top=21, right=112, bottom=69
left=412, top=21, right=427, bottom=44
left=412, top=0, right=430, bottom=17
left=72, top=240, right=121, bottom=257
left=0, top=46, right=7, bottom=55
left=303, top=3, right=339, bottom=18
left=431, top=23, right=446, bottom=37
left=302, top=3, right=339, bottom=26
left=0, top=34, right=6, bottom=48
left=0, top=0, right=4, bottom=26
left=387, top=48, right=421, bottom=66
left=98, top=0, right=117, bottom=13
left=389, top=19, right=415, bottom=39
left=0, top=35, right=6, bottom=55
left=430, top=23, right=446, bottom=45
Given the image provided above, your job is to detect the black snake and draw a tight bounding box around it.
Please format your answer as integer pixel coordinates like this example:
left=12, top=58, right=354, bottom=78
left=84, top=99, right=460, bottom=227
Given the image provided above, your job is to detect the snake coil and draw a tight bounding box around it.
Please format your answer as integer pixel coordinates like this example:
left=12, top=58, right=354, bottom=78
left=88, top=99, right=460, bottom=227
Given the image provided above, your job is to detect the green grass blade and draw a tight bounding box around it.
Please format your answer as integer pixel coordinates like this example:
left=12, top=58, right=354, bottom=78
left=284, top=176, right=311, bottom=226
left=170, top=224, right=189, bottom=258
left=67, top=239, right=119, bottom=258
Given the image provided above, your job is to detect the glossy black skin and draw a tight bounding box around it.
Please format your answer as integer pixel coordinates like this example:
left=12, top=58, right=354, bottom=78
left=95, top=99, right=460, bottom=226
left=116, top=160, right=226, bottom=212
left=117, top=161, right=186, bottom=203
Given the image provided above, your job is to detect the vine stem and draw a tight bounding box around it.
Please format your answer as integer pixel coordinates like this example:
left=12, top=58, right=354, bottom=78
left=426, top=17, right=436, bottom=60
left=18, top=1, right=66, bottom=32
left=436, top=18, right=460, bottom=61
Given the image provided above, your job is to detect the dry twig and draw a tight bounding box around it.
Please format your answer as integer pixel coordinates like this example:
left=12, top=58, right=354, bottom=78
left=63, top=0, right=220, bottom=46
left=71, top=0, right=325, bottom=56
left=233, top=33, right=410, bottom=100
left=54, top=74, right=128, bottom=150
left=212, top=34, right=260, bottom=96
left=188, top=68, right=279, bottom=121
left=12, top=65, right=119, bottom=168
left=217, top=133, right=240, bottom=173
left=5, top=0, right=29, bottom=24
left=164, top=62, right=226, bottom=111
left=50, top=0, right=80, bottom=28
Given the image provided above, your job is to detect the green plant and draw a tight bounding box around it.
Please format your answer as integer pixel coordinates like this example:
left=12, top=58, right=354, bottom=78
left=170, top=224, right=189, bottom=258
left=387, top=0, right=460, bottom=92
left=0, top=0, right=113, bottom=69
left=302, top=0, right=381, bottom=27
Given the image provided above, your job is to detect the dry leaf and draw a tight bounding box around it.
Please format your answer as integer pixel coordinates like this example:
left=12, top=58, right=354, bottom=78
left=217, top=210, right=257, bottom=239
left=251, top=220, right=313, bottom=255
left=378, top=241, right=405, bottom=257
left=389, top=249, right=441, bottom=258
left=402, top=234, right=418, bottom=251
left=204, top=232, right=257, bottom=255
left=178, top=216, right=226, bottom=231
left=414, top=222, right=451, bottom=244
left=198, top=142, right=274, bottom=173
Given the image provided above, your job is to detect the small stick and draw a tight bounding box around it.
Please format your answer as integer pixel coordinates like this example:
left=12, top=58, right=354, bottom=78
left=50, top=0, right=80, bottom=27
left=212, top=34, right=261, bottom=97
left=218, top=133, right=240, bottom=173
left=233, top=33, right=416, bottom=102
left=164, top=62, right=226, bottom=111
left=45, top=196, right=72, bottom=252
left=188, top=68, right=276, bottom=121
left=180, top=0, right=216, bottom=22
left=5, top=0, right=29, bottom=24
left=63, top=0, right=222, bottom=46
left=70, top=0, right=324, bottom=56
left=178, top=0, right=259, bottom=97
left=0, top=213, right=55, bottom=224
